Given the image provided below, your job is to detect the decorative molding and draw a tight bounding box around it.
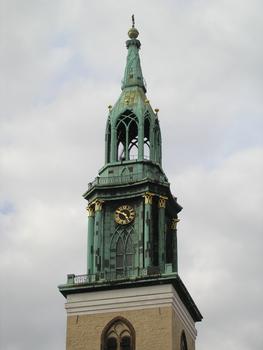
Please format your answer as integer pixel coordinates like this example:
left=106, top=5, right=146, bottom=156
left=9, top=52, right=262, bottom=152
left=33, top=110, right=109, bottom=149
left=158, top=196, right=168, bottom=208
left=95, top=200, right=104, bottom=212
left=171, top=218, right=180, bottom=230
left=86, top=204, right=95, bottom=217
left=65, top=284, right=197, bottom=341
left=124, top=91, right=136, bottom=105
left=142, top=192, right=154, bottom=205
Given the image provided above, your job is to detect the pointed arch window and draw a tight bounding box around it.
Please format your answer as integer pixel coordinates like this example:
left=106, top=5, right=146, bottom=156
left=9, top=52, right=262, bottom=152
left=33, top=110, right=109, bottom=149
left=153, top=120, right=161, bottom=164
left=125, top=235, right=133, bottom=268
left=116, top=237, right=125, bottom=274
left=110, top=226, right=134, bottom=278
left=106, top=337, right=117, bottom=350
left=115, top=234, right=134, bottom=276
left=117, top=120, right=126, bottom=161
left=102, top=317, right=135, bottom=350
left=144, top=115, right=150, bottom=160
left=116, top=111, right=138, bottom=161
left=121, top=336, right=131, bottom=350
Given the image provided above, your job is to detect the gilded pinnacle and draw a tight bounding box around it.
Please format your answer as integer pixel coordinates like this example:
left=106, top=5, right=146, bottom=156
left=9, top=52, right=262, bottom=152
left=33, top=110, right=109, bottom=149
left=128, top=14, right=139, bottom=39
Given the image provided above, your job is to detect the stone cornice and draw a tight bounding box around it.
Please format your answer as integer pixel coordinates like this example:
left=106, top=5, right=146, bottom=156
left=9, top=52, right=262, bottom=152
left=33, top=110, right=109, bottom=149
left=65, top=284, right=198, bottom=341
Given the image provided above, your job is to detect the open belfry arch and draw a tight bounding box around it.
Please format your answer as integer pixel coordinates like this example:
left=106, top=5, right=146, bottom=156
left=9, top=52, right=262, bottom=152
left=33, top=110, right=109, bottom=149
left=59, top=16, right=202, bottom=350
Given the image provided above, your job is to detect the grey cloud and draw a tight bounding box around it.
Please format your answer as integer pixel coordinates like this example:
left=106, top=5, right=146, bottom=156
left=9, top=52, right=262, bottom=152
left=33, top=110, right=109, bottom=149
left=1, top=1, right=263, bottom=349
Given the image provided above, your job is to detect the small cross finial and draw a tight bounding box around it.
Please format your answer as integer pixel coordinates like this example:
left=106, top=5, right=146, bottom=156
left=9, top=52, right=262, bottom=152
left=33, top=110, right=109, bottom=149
left=132, top=14, right=135, bottom=28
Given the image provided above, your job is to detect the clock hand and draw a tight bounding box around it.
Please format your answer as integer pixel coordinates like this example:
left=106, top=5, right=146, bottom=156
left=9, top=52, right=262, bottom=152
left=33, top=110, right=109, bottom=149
left=116, top=210, right=126, bottom=216
left=116, top=210, right=129, bottom=220
left=122, top=212, right=129, bottom=220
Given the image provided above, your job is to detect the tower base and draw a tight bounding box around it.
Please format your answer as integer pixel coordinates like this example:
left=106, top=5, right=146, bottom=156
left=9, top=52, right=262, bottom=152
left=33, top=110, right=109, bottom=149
left=60, top=277, right=201, bottom=350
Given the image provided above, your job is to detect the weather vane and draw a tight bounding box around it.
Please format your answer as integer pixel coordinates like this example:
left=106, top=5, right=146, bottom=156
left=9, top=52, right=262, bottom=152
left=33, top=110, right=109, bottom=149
left=132, top=14, right=135, bottom=28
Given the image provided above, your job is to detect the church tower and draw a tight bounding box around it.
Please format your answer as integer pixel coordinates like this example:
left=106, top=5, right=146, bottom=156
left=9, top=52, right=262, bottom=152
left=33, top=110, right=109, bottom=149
left=59, top=18, right=202, bottom=350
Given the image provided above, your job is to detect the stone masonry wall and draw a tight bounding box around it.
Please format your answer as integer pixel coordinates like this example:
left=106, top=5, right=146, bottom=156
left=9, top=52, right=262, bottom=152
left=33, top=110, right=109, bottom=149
left=66, top=306, right=194, bottom=350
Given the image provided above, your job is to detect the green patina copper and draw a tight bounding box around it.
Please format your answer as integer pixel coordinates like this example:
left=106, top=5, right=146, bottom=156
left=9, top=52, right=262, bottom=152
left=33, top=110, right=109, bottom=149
left=58, top=20, right=202, bottom=323
left=104, top=26, right=161, bottom=166
left=121, top=38, right=145, bottom=92
left=80, top=23, right=181, bottom=281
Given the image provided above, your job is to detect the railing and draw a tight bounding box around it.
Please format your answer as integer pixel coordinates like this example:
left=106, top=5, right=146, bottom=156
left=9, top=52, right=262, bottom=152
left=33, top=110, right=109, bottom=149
left=97, top=173, right=145, bottom=185
left=128, top=155, right=150, bottom=160
left=88, top=171, right=166, bottom=189
left=67, top=267, right=162, bottom=286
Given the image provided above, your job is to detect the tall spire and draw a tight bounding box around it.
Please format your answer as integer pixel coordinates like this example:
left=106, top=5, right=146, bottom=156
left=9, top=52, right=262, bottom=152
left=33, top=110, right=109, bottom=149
left=122, top=15, right=146, bottom=92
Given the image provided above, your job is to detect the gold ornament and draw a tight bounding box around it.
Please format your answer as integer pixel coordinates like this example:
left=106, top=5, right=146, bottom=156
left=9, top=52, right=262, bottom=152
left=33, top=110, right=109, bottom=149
left=115, top=205, right=135, bottom=225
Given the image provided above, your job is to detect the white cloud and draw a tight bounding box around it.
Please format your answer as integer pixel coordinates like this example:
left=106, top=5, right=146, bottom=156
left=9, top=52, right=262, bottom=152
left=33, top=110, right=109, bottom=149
left=1, top=1, right=262, bottom=349
left=173, top=147, right=263, bottom=349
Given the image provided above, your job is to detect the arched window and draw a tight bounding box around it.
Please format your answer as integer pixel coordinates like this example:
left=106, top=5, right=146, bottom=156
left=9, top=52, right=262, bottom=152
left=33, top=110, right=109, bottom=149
left=117, top=120, right=126, bottom=161
left=116, top=237, right=124, bottom=275
left=110, top=226, right=134, bottom=278
left=125, top=235, right=133, bottom=268
left=102, top=317, right=135, bottom=350
left=115, top=234, right=133, bottom=277
left=153, top=120, right=161, bottom=164
left=116, top=111, right=138, bottom=161
left=181, top=331, right=188, bottom=350
left=128, top=119, right=138, bottom=160
left=144, top=116, right=150, bottom=160
left=106, top=337, right=117, bottom=350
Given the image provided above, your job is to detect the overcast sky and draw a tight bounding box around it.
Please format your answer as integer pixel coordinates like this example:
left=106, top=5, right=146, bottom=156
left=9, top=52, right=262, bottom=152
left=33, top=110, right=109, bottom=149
left=1, top=1, right=263, bottom=349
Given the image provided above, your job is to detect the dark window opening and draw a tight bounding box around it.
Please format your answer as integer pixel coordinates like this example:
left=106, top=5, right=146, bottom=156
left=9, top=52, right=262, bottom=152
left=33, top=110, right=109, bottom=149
left=106, top=337, right=117, bottom=350
left=106, top=121, right=111, bottom=163
left=117, top=120, right=126, bottom=161
left=144, top=117, right=150, bottom=160
left=153, top=120, right=161, bottom=164
left=181, top=331, right=188, bottom=350
left=121, top=336, right=131, bottom=350
left=102, top=317, right=135, bottom=350
left=116, top=111, right=138, bottom=161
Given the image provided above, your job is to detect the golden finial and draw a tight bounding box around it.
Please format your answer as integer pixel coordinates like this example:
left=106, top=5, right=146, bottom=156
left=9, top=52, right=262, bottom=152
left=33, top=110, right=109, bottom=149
left=154, top=108, right=159, bottom=114
left=128, top=14, right=139, bottom=39
left=108, top=105, right=112, bottom=111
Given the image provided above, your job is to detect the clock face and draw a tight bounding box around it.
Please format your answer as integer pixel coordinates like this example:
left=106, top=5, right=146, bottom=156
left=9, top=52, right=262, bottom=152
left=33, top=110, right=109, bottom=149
left=115, top=205, right=135, bottom=225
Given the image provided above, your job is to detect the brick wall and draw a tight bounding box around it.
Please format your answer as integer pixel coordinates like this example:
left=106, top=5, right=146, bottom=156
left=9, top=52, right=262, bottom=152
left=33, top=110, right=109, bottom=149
left=66, top=306, right=194, bottom=350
